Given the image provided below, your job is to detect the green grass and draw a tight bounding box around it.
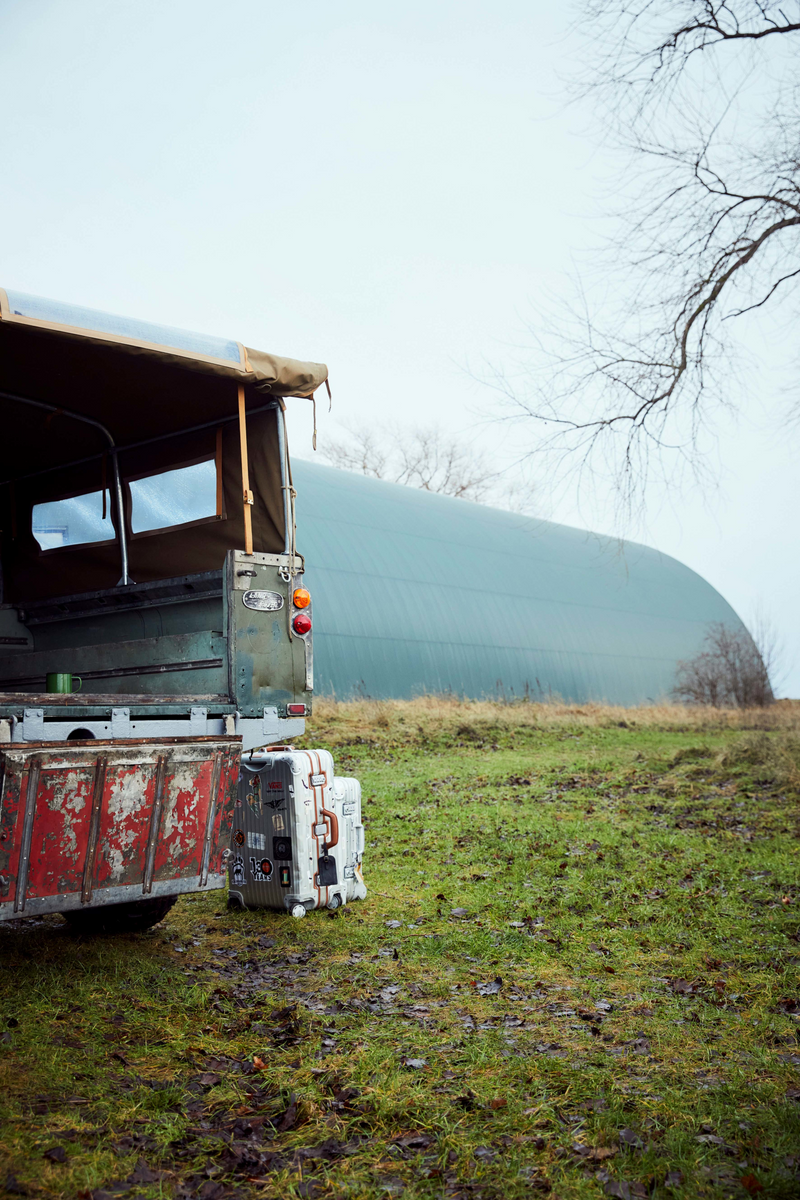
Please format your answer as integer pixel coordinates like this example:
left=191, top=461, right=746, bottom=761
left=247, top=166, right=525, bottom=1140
left=1, top=702, right=798, bottom=1200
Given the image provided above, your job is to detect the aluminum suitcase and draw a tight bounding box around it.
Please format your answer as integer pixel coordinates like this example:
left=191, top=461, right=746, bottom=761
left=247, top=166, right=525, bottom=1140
left=228, top=746, right=352, bottom=917
left=331, top=775, right=367, bottom=901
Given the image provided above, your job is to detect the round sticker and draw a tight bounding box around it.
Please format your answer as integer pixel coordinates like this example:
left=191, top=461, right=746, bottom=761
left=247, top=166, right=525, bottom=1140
left=233, top=829, right=245, bottom=846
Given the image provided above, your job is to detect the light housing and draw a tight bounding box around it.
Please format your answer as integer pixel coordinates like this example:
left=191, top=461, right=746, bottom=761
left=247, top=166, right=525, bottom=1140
left=292, top=613, right=312, bottom=636
left=287, top=703, right=306, bottom=716
left=293, top=587, right=311, bottom=609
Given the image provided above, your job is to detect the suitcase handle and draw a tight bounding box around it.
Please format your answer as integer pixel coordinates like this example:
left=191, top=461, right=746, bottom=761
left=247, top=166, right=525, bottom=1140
left=321, top=807, right=339, bottom=849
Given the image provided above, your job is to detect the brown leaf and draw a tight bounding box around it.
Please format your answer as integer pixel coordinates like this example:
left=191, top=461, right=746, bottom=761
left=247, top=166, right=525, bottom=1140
left=127, top=1159, right=163, bottom=1185
left=489, top=1097, right=508, bottom=1110
left=276, top=1093, right=299, bottom=1133
left=253, top=1055, right=268, bottom=1071
left=740, top=1174, right=764, bottom=1195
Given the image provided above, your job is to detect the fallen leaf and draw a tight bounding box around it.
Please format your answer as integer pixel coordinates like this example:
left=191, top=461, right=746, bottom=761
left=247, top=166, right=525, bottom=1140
left=489, top=1097, right=508, bottom=1109
left=671, top=978, right=700, bottom=995
left=450, top=908, right=470, bottom=918
left=392, top=1132, right=434, bottom=1150
left=740, top=1175, right=764, bottom=1196
left=477, top=977, right=503, bottom=996
left=665, top=1170, right=684, bottom=1188
left=43, top=1147, right=67, bottom=1164
left=385, top=920, right=403, bottom=929
left=604, top=1182, right=647, bottom=1199
left=403, top=1058, right=427, bottom=1070
left=253, top=1055, right=268, bottom=1071
left=127, top=1159, right=162, bottom=1186
left=619, top=1128, right=645, bottom=1150
left=276, top=1093, right=299, bottom=1132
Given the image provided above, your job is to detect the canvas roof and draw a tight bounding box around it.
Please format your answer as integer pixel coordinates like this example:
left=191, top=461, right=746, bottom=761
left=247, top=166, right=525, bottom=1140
left=0, top=288, right=327, bottom=480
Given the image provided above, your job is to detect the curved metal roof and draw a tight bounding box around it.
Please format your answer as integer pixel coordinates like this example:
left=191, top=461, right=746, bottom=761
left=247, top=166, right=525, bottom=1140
left=293, top=459, right=745, bottom=704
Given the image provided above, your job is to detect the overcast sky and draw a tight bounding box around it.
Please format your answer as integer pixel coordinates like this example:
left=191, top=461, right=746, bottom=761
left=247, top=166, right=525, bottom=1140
left=2, top=0, right=797, bottom=695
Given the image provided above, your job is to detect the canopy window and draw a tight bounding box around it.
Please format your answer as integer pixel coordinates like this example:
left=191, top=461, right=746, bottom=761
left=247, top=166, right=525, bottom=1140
left=0, top=289, right=326, bottom=601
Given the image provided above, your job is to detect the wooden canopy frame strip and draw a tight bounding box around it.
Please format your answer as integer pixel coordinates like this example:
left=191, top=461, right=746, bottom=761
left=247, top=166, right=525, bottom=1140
left=237, top=384, right=254, bottom=555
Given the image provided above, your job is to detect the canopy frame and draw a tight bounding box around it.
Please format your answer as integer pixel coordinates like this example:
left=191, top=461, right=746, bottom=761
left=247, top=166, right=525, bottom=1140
left=0, top=388, right=130, bottom=585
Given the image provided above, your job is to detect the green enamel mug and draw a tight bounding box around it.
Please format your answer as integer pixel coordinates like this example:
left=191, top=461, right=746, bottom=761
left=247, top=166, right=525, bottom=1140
left=46, top=673, right=82, bottom=694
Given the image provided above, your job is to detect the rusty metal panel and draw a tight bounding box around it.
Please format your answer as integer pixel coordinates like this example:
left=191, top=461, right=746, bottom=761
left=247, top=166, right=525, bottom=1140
left=0, top=737, right=239, bottom=920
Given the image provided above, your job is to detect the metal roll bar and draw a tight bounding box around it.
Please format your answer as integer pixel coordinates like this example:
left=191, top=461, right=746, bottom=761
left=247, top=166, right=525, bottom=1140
left=0, top=389, right=130, bottom=585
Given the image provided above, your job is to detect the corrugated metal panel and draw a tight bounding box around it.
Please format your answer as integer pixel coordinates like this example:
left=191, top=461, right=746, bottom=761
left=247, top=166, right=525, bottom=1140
left=293, top=460, right=745, bottom=705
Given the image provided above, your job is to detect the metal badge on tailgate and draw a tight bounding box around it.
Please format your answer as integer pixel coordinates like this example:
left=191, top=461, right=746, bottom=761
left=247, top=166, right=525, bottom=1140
left=242, top=590, right=284, bottom=611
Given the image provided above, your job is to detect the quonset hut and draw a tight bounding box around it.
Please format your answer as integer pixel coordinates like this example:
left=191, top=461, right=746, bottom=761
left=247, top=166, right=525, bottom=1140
left=292, top=459, right=746, bottom=705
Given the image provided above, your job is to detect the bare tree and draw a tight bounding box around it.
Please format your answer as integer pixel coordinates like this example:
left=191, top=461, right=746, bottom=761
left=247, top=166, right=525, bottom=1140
left=318, top=422, right=537, bottom=512
left=496, top=2, right=800, bottom=512
left=674, top=620, right=775, bottom=706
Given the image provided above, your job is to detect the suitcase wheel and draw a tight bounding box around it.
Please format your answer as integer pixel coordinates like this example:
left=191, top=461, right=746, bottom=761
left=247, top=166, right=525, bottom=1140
left=290, top=903, right=307, bottom=919
left=326, top=894, right=342, bottom=911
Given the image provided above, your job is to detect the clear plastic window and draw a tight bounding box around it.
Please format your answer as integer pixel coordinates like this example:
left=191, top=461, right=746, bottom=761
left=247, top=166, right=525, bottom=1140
left=130, top=459, right=217, bottom=534
left=32, top=490, right=114, bottom=550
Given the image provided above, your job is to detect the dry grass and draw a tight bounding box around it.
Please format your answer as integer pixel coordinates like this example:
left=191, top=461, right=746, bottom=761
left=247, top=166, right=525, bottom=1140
left=308, top=695, right=800, bottom=747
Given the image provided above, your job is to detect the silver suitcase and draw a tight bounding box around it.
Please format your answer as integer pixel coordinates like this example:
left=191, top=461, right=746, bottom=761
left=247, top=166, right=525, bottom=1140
left=228, top=747, right=354, bottom=918
left=332, top=776, right=367, bottom=901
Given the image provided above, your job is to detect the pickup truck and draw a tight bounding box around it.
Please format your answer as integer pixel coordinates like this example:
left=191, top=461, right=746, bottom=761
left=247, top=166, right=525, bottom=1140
left=0, top=287, right=326, bottom=931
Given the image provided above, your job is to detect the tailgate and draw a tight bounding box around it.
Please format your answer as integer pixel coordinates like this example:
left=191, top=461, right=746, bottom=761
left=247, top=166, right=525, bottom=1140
left=0, top=736, right=240, bottom=920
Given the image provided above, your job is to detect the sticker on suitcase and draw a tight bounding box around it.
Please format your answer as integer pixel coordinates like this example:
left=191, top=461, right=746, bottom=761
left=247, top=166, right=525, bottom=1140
left=250, top=857, right=274, bottom=882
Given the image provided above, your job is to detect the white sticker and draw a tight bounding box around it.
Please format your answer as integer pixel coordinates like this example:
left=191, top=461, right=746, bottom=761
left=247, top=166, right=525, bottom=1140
left=313, top=823, right=328, bottom=837
left=310, top=773, right=326, bottom=786
left=342, top=803, right=356, bottom=815
left=247, top=831, right=266, bottom=850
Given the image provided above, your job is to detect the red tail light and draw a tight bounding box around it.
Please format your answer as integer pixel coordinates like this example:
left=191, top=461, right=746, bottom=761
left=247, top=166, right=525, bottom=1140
left=293, top=613, right=312, bottom=635
left=287, top=703, right=306, bottom=715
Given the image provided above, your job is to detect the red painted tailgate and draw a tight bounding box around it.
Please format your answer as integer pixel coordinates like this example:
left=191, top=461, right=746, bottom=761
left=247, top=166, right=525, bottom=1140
left=0, top=737, right=239, bottom=920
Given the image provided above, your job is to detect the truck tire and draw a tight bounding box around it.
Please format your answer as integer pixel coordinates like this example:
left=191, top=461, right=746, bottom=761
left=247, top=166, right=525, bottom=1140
left=62, top=895, right=178, bottom=934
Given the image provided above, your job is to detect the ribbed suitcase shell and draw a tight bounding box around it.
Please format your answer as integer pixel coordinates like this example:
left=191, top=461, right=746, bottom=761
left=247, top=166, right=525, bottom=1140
left=228, top=747, right=357, bottom=916
left=331, top=776, right=367, bottom=901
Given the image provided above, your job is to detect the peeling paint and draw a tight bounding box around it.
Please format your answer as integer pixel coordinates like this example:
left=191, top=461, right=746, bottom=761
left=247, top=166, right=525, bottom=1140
left=0, top=739, right=239, bottom=918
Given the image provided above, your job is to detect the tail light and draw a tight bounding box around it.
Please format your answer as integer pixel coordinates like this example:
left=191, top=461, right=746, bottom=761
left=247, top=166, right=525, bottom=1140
left=293, top=613, right=312, bottom=635
left=293, top=588, right=311, bottom=609
left=287, top=703, right=306, bottom=715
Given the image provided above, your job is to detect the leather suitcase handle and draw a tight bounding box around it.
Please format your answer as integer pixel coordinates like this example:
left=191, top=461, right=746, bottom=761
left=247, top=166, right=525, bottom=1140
left=321, top=807, right=339, bottom=849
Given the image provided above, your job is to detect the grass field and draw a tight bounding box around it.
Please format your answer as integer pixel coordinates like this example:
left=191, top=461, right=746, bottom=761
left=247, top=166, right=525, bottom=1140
left=0, top=699, right=798, bottom=1200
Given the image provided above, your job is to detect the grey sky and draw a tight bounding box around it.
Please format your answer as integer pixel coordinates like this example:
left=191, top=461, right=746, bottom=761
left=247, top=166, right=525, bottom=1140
left=2, top=0, right=797, bottom=694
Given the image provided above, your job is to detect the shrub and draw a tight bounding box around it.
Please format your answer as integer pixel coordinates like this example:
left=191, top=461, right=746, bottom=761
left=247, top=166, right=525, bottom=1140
left=674, top=623, right=774, bottom=708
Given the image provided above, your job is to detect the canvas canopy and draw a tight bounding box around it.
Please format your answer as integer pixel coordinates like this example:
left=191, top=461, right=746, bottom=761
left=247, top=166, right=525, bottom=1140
left=0, top=290, right=323, bottom=601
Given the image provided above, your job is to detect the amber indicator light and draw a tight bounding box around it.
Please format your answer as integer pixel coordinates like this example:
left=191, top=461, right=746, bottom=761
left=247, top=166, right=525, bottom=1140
left=293, top=588, right=311, bottom=609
